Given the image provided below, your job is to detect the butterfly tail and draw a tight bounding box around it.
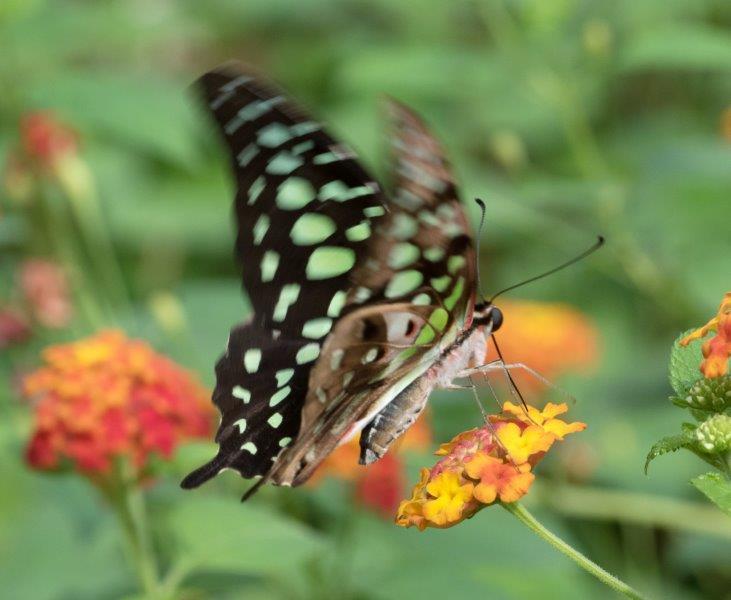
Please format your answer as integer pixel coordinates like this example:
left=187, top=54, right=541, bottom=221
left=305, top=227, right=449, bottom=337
left=180, top=452, right=229, bottom=489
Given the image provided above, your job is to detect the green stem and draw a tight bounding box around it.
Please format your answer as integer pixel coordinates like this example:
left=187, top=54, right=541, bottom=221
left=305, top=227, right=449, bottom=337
left=105, top=466, right=161, bottom=598
left=503, top=502, right=647, bottom=600
left=529, top=481, right=731, bottom=539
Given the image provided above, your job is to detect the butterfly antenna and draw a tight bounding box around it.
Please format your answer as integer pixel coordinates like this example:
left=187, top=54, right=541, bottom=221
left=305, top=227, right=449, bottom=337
left=489, top=235, right=605, bottom=303
left=474, top=198, right=488, bottom=301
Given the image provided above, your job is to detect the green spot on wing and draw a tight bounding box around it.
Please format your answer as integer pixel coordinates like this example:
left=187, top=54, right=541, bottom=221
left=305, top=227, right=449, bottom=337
left=267, top=151, right=303, bottom=175
left=260, top=251, right=279, bottom=282
left=275, top=368, right=294, bottom=387
left=244, top=348, right=262, bottom=373
left=267, top=413, right=284, bottom=428
left=430, top=275, right=451, bottom=293
left=302, top=317, right=333, bottom=339
left=306, top=247, right=356, bottom=280
left=273, top=284, right=301, bottom=322
left=444, top=277, right=465, bottom=311
left=253, top=214, right=270, bottom=245
left=296, top=343, right=320, bottom=364
left=241, top=442, right=258, bottom=455
left=232, top=386, right=251, bottom=403
left=270, top=386, right=291, bottom=407
left=276, top=177, right=316, bottom=210
left=257, top=122, right=293, bottom=147
left=290, top=213, right=336, bottom=245
left=388, top=243, right=420, bottom=269
left=385, top=270, right=423, bottom=298
left=248, top=176, right=265, bottom=205
left=345, top=221, right=371, bottom=242
left=327, top=290, right=347, bottom=317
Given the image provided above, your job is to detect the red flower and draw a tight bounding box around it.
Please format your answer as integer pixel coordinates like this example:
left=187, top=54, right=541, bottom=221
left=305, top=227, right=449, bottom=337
left=21, top=112, right=77, bottom=168
left=19, top=259, right=73, bottom=328
left=0, top=307, right=31, bottom=349
left=23, top=330, right=213, bottom=483
left=354, top=453, right=406, bottom=517
left=310, top=412, right=432, bottom=519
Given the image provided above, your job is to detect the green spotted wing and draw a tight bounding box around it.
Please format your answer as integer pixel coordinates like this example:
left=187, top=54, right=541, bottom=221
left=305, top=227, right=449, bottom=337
left=182, top=64, right=391, bottom=486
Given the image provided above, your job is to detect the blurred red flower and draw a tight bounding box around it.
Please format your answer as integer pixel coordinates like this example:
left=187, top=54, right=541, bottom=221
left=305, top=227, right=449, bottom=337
left=311, top=412, right=431, bottom=518
left=19, top=259, right=73, bottom=329
left=21, top=112, right=78, bottom=168
left=23, top=330, right=213, bottom=481
left=0, top=307, right=31, bottom=349
left=486, top=299, right=599, bottom=392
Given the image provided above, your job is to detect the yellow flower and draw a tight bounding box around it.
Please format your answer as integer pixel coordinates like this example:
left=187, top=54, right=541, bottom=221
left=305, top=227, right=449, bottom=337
left=422, top=471, right=475, bottom=527
left=496, top=422, right=555, bottom=464
left=465, top=453, right=534, bottom=504
left=502, top=401, right=587, bottom=440
left=396, top=468, right=430, bottom=530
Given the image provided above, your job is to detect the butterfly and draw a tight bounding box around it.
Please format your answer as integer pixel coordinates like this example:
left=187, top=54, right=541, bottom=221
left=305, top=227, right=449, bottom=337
left=180, top=63, right=504, bottom=494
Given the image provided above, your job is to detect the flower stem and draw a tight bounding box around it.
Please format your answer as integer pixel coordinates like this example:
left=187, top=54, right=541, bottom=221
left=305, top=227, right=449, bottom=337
left=503, top=502, right=647, bottom=600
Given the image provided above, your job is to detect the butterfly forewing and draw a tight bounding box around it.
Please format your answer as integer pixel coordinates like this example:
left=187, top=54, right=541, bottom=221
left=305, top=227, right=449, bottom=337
left=183, top=65, right=393, bottom=487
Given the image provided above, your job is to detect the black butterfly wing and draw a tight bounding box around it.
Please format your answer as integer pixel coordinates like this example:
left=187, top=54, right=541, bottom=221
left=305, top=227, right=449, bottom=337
left=182, top=65, right=390, bottom=487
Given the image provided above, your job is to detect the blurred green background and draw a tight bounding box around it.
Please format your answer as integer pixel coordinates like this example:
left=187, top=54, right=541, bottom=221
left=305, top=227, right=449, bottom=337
left=1, top=0, right=730, bottom=598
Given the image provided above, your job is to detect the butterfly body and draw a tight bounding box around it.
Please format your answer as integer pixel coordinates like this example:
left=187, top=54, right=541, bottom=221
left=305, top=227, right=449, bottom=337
left=181, top=64, right=503, bottom=494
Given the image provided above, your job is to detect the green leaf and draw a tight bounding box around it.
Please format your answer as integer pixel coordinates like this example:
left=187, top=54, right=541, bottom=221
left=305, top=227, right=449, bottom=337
left=621, top=24, right=731, bottom=72
left=669, top=329, right=704, bottom=396
left=164, top=495, right=325, bottom=577
left=645, top=431, right=696, bottom=473
left=690, top=473, right=731, bottom=516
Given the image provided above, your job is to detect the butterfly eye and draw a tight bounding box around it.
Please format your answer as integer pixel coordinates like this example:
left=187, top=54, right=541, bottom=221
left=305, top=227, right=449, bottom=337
left=490, top=306, right=503, bottom=332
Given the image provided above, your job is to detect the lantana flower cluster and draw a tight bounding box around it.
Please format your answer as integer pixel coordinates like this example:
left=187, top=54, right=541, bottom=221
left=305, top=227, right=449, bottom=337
left=680, top=292, right=731, bottom=379
left=396, top=402, right=586, bottom=530
left=23, top=330, right=213, bottom=481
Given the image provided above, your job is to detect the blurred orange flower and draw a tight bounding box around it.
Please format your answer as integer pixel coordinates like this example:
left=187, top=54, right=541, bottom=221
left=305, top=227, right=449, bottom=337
left=679, top=292, right=731, bottom=379
left=23, top=330, right=213, bottom=481
left=312, top=412, right=431, bottom=518
left=396, top=401, right=585, bottom=530
left=721, top=106, right=731, bottom=142
left=486, top=299, right=599, bottom=392
left=19, top=259, right=73, bottom=329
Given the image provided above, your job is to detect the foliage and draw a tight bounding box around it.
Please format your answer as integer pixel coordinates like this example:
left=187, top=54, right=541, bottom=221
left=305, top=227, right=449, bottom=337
left=1, top=0, right=731, bottom=598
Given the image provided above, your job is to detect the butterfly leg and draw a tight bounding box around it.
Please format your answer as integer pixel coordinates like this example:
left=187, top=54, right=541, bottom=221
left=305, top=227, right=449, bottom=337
left=458, top=361, right=576, bottom=404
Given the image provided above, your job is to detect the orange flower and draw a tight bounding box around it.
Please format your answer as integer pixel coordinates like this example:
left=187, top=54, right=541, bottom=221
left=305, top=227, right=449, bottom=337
left=23, top=330, right=213, bottom=482
left=396, top=401, right=586, bottom=530
left=465, top=453, right=534, bottom=504
left=722, top=106, right=731, bottom=142
left=485, top=299, right=599, bottom=392
left=679, top=292, right=731, bottom=378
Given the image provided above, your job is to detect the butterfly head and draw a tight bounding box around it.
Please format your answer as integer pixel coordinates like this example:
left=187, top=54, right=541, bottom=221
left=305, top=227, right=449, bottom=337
left=472, top=301, right=503, bottom=334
